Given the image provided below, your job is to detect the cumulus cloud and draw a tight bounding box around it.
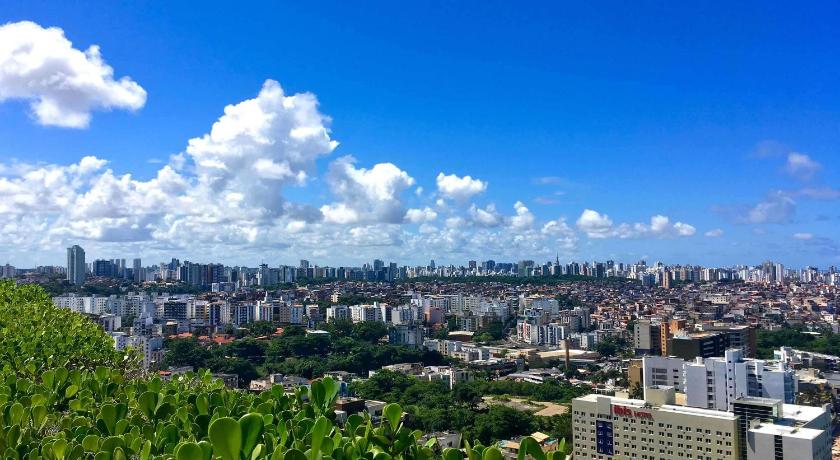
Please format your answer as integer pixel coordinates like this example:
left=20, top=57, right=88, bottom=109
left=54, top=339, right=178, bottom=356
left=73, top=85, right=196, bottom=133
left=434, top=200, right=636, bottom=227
left=187, top=79, right=336, bottom=218
left=792, top=232, right=813, bottom=240
left=510, top=201, right=535, bottom=229
left=468, top=204, right=504, bottom=227
left=541, top=218, right=578, bottom=251
left=576, top=210, right=695, bottom=239
left=0, top=74, right=707, bottom=264
left=576, top=209, right=614, bottom=238
left=704, top=229, right=724, bottom=237
left=714, top=191, right=797, bottom=225
left=320, top=156, right=414, bottom=224
left=784, top=152, right=821, bottom=180
left=745, top=192, right=796, bottom=224
left=405, top=207, right=438, bottom=224
left=436, top=173, right=487, bottom=201
left=0, top=79, right=340, bottom=249
left=0, top=21, right=146, bottom=127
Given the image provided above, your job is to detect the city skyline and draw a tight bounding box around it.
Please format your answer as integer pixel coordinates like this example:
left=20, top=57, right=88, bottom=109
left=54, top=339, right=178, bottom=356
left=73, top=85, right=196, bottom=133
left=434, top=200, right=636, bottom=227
left=1, top=3, right=839, bottom=267
left=6, top=244, right=839, bottom=274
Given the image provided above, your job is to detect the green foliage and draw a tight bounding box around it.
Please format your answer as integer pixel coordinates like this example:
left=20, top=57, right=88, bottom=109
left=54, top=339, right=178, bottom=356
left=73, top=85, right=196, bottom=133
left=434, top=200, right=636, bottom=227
left=0, top=364, right=452, bottom=460
left=473, top=321, right=504, bottom=343
left=0, top=281, right=133, bottom=379
left=756, top=328, right=840, bottom=359
left=353, top=371, right=586, bottom=449
left=351, top=322, right=389, bottom=343
left=594, top=337, right=631, bottom=358
left=262, top=333, right=446, bottom=380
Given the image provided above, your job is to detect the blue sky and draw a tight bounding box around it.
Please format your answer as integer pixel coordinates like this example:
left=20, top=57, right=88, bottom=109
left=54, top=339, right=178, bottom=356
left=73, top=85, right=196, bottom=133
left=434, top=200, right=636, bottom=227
left=0, top=2, right=838, bottom=268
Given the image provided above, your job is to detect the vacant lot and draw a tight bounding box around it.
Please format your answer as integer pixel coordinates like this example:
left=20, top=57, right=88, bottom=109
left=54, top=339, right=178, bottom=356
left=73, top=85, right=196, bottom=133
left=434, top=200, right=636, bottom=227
left=482, top=396, right=569, bottom=417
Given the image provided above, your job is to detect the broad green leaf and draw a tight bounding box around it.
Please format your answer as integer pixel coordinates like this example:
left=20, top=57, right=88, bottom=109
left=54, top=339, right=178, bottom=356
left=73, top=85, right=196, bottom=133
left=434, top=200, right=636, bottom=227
left=209, top=417, right=241, bottom=460
left=177, top=442, right=205, bottom=460
left=482, top=447, right=503, bottom=460
left=239, top=413, right=265, bottom=457
left=443, top=448, right=464, bottom=460
left=383, top=403, right=402, bottom=432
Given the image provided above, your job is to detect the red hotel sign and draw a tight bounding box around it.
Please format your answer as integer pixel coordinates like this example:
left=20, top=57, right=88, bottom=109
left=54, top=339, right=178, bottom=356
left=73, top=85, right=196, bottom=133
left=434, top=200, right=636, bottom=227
left=613, top=405, right=653, bottom=419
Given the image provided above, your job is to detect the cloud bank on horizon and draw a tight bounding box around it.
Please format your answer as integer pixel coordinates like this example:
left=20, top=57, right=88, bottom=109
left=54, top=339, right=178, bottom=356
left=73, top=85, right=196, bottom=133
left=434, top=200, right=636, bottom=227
left=0, top=20, right=836, bottom=266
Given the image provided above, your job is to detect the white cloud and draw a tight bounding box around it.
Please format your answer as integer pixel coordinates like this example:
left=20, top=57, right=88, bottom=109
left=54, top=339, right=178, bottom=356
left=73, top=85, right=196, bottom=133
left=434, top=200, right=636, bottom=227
left=186, top=79, right=336, bottom=218
left=793, top=232, right=813, bottom=240
left=745, top=192, right=796, bottom=224
left=784, top=152, right=821, bottom=180
left=541, top=218, right=578, bottom=251
left=436, top=173, right=487, bottom=201
left=0, top=21, right=146, bottom=127
left=704, top=229, right=724, bottom=237
left=510, top=201, right=535, bottom=229
left=715, top=191, right=797, bottom=225
left=576, top=210, right=695, bottom=239
left=405, top=207, right=438, bottom=224
left=468, top=203, right=504, bottom=227
left=320, top=156, right=414, bottom=224
left=0, top=75, right=708, bottom=265
left=673, top=222, right=696, bottom=237
left=576, top=209, right=614, bottom=238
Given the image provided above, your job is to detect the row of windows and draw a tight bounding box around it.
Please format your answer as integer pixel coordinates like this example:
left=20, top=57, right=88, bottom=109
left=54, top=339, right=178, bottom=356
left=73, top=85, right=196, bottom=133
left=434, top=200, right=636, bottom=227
left=574, top=446, right=732, bottom=460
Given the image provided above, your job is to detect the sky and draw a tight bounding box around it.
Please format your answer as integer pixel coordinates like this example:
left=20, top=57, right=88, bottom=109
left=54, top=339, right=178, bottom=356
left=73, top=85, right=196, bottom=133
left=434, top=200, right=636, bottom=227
left=0, top=2, right=838, bottom=268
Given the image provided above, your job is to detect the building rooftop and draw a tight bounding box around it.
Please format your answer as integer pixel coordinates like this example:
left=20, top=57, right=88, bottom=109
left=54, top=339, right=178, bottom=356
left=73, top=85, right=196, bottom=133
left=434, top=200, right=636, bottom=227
left=749, top=423, right=824, bottom=440
left=780, top=403, right=828, bottom=425
left=575, top=394, right=738, bottom=421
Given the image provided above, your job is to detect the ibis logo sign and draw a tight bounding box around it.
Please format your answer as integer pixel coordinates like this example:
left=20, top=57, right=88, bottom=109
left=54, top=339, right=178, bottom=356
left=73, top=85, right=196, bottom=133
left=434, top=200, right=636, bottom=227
left=613, top=405, right=653, bottom=419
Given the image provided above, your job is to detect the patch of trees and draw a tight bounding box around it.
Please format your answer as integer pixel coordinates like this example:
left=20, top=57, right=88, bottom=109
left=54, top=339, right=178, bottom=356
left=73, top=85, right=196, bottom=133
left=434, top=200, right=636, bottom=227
left=756, top=327, right=840, bottom=359
left=164, top=321, right=447, bottom=385
left=352, top=370, right=588, bottom=447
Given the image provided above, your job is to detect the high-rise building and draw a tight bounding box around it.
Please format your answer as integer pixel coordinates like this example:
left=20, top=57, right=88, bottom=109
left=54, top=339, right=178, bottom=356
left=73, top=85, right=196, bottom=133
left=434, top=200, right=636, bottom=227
left=668, top=331, right=728, bottom=361
left=66, top=245, right=86, bottom=285
left=684, top=349, right=797, bottom=411
left=660, top=319, right=687, bottom=356
left=703, top=324, right=757, bottom=358
left=0, top=264, right=15, bottom=279
left=133, top=258, right=142, bottom=282
left=633, top=319, right=661, bottom=355
left=774, top=263, right=785, bottom=284
left=93, top=259, right=117, bottom=277
left=643, top=349, right=797, bottom=411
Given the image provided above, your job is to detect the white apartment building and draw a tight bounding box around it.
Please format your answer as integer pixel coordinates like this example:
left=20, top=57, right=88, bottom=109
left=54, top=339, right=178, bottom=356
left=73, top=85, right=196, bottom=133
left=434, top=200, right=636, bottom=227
left=350, top=304, right=382, bottom=323
left=207, top=302, right=230, bottom=326
left=326, top=305, right=350, bottom=322
left=642, top=349, right=797, bottom=411
left=684, top=349, right=796, bottom=411
left=111, top=332, right=164, bottom=369
left=642, top=355, right=685, bottom=393
left=52, top=294, right=114, bottom=315
left=276, top=304, right=304, bottom=325
left=420, top=366, right=473, bottom=389
left=231, top=304, right=254, bottom=325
